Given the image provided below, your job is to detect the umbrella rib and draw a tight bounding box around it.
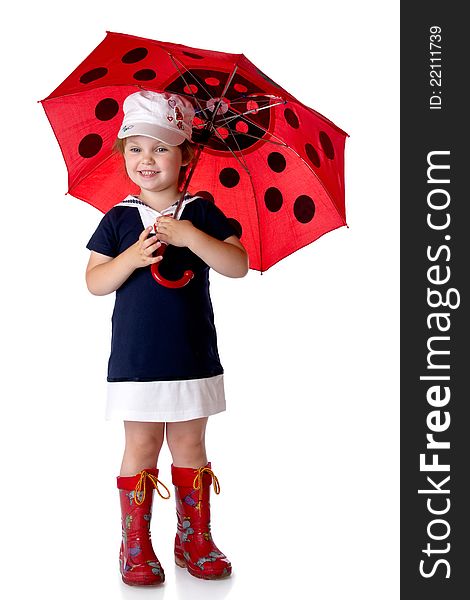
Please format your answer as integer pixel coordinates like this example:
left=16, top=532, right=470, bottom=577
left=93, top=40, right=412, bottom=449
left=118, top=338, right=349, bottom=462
left=224, top=106, right=272, bottom=134
left=242, top=141, right=264, bottom=274
left=207, top=65, right=238, bottom=128
left=282, top=140, right=347, bottom=226
left=166, top=56, right=243, bottom=142
left=167, top=53, right=211, bottom=121
left=220, top=121, right=251, bottom=172
left=250, top=167, right=263, bottom=274
left=227, top=96, right=283, bottom=110
left=213, top=127, right=263, bottom=272
left=221, top=128, right=286, bottom=147
left=221, top=116, right=263, bottom=271
left=221, top=104, right=288, bottom=148
left=161, top=54, right=286, bottom=153
left=212, top=130, right=250, bottom=174
left=170, top=55, right=215, bottom=101
left=229, top=93, right=283, bottom=102
left=217, top=101, right=287, bottom=129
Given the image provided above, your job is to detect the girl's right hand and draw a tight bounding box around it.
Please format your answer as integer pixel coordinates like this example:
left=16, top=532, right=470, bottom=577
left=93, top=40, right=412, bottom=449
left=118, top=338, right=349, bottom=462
left=128, top=226, right=163, bottom=269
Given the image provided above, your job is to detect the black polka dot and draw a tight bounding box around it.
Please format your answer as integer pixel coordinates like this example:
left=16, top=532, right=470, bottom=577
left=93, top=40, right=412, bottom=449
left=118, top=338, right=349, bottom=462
left=319, top=131, right=335, bottom=159
left=80, top=67, right=108, bottom=84
left=133, top=69, right=157, bottom=81
left=305, top=143, right=320, bottom=168
left=122, top=47, right=148, bottom=64
left=219, top=168, right=240, bottom=188
left=195, top=190, right=215, bottom=203
left=294, top=195, right=315, bottom=223
left=267, top=152, right=286, bottom=173
left=284, top=108, right=299, bottom=129
left=182, top=51, right=204, bottom=59
left=264, top=187, right=283, bottom=212
left=95, top=98, right=119, bottom=121
left=228, top=218, right=243, bottom=238
left=78, top=134, right=103, bottom=158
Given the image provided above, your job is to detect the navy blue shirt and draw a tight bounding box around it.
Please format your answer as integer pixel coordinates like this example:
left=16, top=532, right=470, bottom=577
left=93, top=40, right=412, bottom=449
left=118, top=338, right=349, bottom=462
left=86, top=197, right=237, bottom=381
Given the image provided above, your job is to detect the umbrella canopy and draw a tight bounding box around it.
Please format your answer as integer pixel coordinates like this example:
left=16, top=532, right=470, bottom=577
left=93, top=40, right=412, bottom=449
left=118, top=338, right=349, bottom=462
left=41, top=31, right=348, bottom=272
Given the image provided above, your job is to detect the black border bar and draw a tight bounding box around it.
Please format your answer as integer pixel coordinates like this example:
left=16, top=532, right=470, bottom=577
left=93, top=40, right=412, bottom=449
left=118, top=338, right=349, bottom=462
left=401, top=4, right=470, bottom=598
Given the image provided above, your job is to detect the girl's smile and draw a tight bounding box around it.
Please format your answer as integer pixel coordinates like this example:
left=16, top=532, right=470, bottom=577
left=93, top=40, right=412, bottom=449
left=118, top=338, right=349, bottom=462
left=139, top=169, right=160, bottom=178
left=123, top=136, right=186, bottom=205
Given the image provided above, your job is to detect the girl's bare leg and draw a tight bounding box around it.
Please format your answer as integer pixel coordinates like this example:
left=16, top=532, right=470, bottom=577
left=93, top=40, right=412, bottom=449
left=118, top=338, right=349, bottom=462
left=120, top=421, right=165, bottom=476
left=166, top=417, right=208, bottom=468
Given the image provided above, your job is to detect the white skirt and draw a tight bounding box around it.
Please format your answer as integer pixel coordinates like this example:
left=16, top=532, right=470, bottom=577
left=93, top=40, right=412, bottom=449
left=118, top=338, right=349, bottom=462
left=106, top=374, right=226, bottom=422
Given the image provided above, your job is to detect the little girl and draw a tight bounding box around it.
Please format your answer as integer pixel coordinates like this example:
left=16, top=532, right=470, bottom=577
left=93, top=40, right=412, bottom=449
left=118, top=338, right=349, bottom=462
left=85, top=90, right=248, bottom=585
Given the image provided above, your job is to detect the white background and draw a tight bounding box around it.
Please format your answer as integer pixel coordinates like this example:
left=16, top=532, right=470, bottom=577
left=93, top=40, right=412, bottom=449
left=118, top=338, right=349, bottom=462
left=0, top=1, right=399, bottom=598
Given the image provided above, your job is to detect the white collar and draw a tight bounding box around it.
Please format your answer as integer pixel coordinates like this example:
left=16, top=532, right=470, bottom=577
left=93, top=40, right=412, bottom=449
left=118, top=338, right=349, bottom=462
left=116, top=194, right=197, bottom=217
left=115, top=194, right=198, bottom=229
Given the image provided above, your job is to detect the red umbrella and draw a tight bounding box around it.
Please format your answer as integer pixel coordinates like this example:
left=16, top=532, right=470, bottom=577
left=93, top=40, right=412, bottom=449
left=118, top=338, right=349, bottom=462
left=41, top=31, right=348, bottom=280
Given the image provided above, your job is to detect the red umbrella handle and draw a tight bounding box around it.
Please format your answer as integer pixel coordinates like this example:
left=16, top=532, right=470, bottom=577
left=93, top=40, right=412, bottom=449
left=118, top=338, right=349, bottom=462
left=150, top=242, right=194, bottom=288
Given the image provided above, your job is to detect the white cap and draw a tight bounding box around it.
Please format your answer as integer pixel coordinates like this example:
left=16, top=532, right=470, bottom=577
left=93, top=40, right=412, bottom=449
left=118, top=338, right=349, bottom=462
left=118, top=90, right=195, bottom=146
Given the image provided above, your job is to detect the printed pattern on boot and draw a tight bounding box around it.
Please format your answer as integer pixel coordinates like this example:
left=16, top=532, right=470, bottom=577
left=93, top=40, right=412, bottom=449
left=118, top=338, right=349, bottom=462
left=117, top=469, right=170, bottom=586
left=172, top=464, right=232, bottom=579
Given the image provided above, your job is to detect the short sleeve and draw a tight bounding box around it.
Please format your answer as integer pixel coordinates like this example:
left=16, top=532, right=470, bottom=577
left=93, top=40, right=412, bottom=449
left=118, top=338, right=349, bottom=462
left=86, top=211, right=119, bottom=257
left=202, top=200, right=238, bottom=241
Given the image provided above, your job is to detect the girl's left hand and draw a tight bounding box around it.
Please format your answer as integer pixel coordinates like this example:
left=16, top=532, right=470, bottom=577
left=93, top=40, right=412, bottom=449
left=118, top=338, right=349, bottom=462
left=154, top=216, right=196, bottom=248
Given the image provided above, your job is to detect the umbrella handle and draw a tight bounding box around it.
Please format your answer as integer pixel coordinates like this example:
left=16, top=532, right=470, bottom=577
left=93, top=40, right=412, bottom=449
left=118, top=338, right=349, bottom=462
left=150, top=242, right=194, bottom=288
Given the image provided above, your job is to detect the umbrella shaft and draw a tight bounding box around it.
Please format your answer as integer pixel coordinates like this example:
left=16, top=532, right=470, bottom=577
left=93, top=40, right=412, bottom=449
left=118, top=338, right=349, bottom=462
left=174, top=144, right=204, bottom=219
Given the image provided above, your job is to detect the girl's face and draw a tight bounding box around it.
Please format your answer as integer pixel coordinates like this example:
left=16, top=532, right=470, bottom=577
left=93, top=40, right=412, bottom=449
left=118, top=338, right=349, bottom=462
left=123, top=136, right=185, bottom=197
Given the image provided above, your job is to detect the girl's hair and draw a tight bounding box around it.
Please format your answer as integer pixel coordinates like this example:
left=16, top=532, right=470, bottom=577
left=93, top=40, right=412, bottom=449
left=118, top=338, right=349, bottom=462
left=113, top=138, right=197, bottom=190
left=178, top=140, right=197, bottom=189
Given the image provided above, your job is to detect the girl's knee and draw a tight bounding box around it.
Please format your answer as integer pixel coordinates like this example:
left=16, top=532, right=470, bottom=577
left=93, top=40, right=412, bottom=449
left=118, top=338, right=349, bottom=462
left=124, top=422, right=165, bottom=455
left=166, top=419, right=207, bottom=453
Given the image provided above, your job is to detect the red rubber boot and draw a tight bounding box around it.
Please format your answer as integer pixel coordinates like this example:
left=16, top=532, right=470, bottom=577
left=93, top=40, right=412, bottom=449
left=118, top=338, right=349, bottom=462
left=117, top=468, right=171, bottom=586
left=172, top=463, right=232, bottom=579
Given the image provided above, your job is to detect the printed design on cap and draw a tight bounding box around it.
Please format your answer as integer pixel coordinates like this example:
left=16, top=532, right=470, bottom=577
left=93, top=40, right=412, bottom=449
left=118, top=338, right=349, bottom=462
left=167, top=98, right=185, bottom=131
left=175, top=107, right=184, bottom=130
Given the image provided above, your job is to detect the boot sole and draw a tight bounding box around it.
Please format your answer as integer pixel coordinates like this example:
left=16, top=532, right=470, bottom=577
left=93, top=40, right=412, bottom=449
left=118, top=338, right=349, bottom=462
left=175, top=555, right=232, bottom=580
left=122, top=575, right=165, bottom=586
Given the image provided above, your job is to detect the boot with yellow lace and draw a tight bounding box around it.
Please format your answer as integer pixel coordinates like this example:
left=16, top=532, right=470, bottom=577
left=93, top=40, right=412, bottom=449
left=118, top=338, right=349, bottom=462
left=171, top=463, right=232, bottom=579
left=117, top=468, right=170, bottom=586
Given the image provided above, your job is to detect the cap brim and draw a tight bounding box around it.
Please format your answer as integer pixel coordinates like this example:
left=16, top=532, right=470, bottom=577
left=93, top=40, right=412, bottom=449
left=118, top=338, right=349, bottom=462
left=117, top=122, right=188, bottom=146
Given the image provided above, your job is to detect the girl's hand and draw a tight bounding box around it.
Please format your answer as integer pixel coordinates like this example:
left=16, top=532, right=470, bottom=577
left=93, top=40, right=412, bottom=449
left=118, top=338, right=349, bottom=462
left=127, top=226, right=163, bottom=268
left=154, top=216, right=196, bottom=248
left=86, top=227, right=163, bottom=296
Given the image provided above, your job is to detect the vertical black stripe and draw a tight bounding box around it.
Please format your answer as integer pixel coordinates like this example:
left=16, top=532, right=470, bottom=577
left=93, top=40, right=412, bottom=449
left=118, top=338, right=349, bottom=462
left=401, top=3, right=470, bottom=598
